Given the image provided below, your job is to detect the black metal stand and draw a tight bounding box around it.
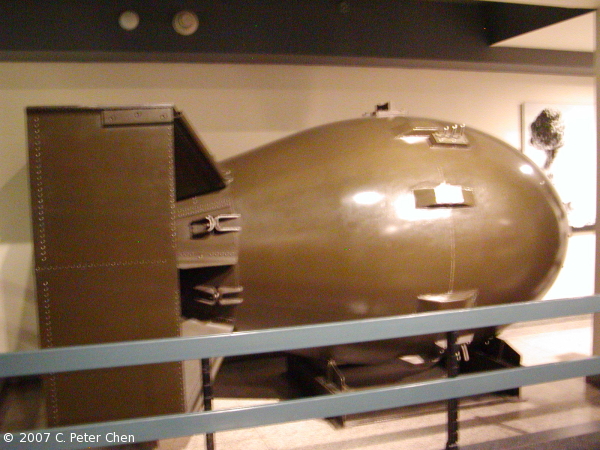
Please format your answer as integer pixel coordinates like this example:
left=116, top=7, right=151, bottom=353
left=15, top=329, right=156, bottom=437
left=201, top=358, right=215, bottom=450
left=446, top=331, right=460, bottom=450
left=286, top=333, right=520, bottom=446
left=460, top=335, right=521, bottom=397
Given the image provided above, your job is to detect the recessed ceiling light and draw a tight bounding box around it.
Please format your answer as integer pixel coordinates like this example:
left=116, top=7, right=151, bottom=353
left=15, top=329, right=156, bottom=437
left=118, top=10, right=140, bottom=31
left=173, top=10, right=199, bottom=36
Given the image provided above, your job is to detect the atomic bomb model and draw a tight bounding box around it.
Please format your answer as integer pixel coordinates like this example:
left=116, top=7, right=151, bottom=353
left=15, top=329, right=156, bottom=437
left=28, top=105, right=567, bottom=425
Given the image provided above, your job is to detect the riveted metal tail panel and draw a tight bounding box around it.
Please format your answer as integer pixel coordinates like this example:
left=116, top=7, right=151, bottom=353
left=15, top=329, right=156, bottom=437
left=27, top=106, right=185, bottom=426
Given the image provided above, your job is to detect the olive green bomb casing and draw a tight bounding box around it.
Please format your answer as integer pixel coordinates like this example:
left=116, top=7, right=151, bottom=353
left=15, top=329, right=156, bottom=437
left=215, top=115, right=569, bottom=362
left=179, top=112, right=568, bottom=363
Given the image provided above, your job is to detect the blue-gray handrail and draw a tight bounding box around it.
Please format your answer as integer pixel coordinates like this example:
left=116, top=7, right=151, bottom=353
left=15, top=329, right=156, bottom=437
left=1, top=295, right=600, bottom=450
left=3, top=296, right=599, bottom=377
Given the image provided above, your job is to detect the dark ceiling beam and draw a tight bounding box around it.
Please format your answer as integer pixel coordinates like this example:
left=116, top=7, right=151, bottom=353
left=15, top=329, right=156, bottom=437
left=481, top=1, right=593, bottom=45
left=0, top=1, right=594, bottom=76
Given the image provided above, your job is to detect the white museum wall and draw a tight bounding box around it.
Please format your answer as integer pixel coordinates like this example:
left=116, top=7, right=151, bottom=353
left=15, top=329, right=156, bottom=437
left=0, top=61, right=595, bottom=353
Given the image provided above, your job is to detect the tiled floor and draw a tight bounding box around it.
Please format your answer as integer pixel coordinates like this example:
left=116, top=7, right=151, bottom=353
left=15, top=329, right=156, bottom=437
left=2, top=315, right=600, bottom=450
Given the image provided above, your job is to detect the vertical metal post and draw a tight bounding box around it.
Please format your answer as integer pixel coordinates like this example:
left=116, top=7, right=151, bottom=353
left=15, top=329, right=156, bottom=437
left=592, top=4, right=600, bottom=385
left=201, top=358, right=215, bottom=450
left=446, top=331, right=460, bottom=450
